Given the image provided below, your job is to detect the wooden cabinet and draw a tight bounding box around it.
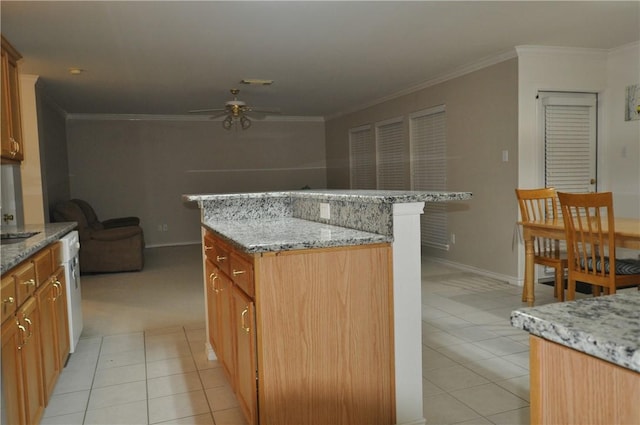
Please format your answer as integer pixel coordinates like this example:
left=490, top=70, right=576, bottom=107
left=35, top=267, right=69, bottom=402
left=15, top=297, right=45, bottom=425
left=232, top=285, right=257, bottom=425
left=2, top=315, right=25, bottom=425
left=530, top=335, right=640, bottom=424
left=1, top=35, right=24, bottom=162
left=1, top=242, right=68, bottom=425
left=202, top=229, right=394, bottom=425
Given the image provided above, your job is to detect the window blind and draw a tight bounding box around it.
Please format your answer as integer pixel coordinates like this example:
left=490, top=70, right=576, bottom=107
left=375, top=118, right=405, bottom=190
left=349, top=125, right=376, bottom=189
left=410, top=105, right=448, bottom=250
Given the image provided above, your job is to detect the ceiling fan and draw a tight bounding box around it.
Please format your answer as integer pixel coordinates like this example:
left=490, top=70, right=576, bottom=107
left=189, top=88, right=279, bottom=130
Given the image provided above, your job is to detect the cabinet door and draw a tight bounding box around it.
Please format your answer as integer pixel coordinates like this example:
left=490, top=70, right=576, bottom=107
left=232, top=286, right=257, bottom=425
left=218, top=272, right=234, bottom=384
left=52, top=267, right=70, bottom=369
left=16, top=297, right=45, bottom=425
left=1, top=274, right=17, bottom=323
left=205, top=259, right=221, bottom=354
left=0, top=37, right=23, bottom=161
left=1, top=317, right=25, bottom=425
left=35, top=279, right=58, bottom=403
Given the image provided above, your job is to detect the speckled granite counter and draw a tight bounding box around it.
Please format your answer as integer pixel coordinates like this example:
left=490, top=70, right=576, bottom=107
left=203, top=217, right=390, bottom=253
left=184, top=189, right=472, bottom=250
left=1, top=222, right=77, bottom=274
left=511, top=292, right=640, bottom=372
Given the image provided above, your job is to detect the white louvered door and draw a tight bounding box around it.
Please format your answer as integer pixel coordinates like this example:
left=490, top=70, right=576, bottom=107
left=540, top=92, right=597, bottom=194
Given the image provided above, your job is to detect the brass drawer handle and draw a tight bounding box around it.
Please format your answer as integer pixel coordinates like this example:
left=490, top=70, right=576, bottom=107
left=209, top=272, right=220, bottom=293
left=241, top=307, right=250, bottom=334
left=21, top=279, right=36, bottom=287
left=3, top=296, right=15, bottom=305
left=232, top=269, right=246, bottom=276
left=17, top=323, right=27, bottom=349
left=204, top=245, right=213, bottom=251
left=23, top=317, right=33, bottom=339
left=216, top=255, right=227, bottom=262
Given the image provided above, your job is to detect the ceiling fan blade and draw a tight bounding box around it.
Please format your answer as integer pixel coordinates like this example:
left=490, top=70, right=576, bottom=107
left=188, top=107, right=226, bottom=114
left=207, top=111, right=231, bottom=119
left=247, top=106, right=281, bottom=114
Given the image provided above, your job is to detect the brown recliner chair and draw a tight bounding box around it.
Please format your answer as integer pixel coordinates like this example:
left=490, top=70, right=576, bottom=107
left=52, top=200, right=145, bottom=273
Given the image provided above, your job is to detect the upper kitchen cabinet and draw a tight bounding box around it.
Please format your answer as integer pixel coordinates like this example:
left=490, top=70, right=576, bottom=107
left=1, top=35, right=24, bottom=162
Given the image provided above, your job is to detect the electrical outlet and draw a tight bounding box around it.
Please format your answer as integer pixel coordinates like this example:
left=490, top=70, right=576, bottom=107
left=320, top=203, right=331, bottom=220
left=451, top=233, right=456, bottom=244
left=162, top=224, right=168, bottom=231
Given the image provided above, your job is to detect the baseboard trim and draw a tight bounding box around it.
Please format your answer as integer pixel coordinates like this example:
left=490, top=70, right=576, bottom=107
left=424, top=257, right=521, bottom=287
left=145, top=241, right=201, bottom=249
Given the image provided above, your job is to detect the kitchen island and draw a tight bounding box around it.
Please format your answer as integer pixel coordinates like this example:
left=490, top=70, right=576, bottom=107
left=184, top=190, right=471, bottom=425
left=511, top=292, right=640, bottom=424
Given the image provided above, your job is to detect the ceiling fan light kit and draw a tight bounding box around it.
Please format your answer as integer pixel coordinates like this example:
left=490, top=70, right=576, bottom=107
left=189, top=88, right=277, bottom=131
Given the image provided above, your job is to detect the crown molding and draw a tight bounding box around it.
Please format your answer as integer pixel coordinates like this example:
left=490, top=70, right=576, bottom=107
left=515, top=45, right=608, bottom=58
left=66, top=113, right=324, bottom=123
left=326, top=47, right=518, bottom=120
left=607, top=40, right=640, bottom=56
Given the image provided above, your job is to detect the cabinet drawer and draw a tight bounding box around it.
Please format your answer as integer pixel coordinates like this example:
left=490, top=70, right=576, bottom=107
left=33, top=247, right=54, bottom=287
left=230, top=253, right=254, bottom=298
left=205, top=238, right=231, bottom=275
left=14, top=262, right=36, bottom=306
left=1, top=274, right=17, bottom=323
left=50, top=242, right=61, bottom=266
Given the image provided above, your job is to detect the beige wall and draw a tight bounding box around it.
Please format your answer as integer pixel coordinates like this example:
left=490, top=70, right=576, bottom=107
left=66, top=118, right=326, bottom=246
left=19, top=74, right=45, bottom=225
left=326, top=59, right=519, bottom=281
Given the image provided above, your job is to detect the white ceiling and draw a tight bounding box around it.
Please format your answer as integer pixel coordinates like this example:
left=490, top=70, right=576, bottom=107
left=1, top=1, right=639, bottom=118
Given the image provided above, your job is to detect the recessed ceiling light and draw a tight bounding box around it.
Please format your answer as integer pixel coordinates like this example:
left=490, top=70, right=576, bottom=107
left=68, top=68, right=84, bottom=75
left=240, top=79, right=273, bottom=86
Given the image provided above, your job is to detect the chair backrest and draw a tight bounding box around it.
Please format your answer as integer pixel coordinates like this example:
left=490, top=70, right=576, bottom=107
left=515, top=188, right=560, bottom=255
left=557, top=191, right=616, bottom=282
left=71, top=199, right=104, bottom=230
left=53, top=201, right=92, bottom=240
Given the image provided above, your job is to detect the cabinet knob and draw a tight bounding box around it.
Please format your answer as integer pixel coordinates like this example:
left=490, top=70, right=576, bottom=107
left=21, top=279, right=36, bottom=287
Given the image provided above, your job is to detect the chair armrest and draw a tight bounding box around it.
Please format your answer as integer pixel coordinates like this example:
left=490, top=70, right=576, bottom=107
left=102, top=217, right=140, bottom=228
left=90, top=226, right=142, bottom=241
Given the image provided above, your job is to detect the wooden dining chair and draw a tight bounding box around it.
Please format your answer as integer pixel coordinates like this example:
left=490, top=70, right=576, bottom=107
left=557, top=191, right=640, bottom=300
left=515, top=188, right=568, bottom=301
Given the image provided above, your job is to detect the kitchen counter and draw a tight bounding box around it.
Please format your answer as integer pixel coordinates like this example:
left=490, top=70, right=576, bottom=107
left=1, top=222, right=77, bottom=274
left=511, top=292, right=640, bottom=372
left=184, top=189, right=472, bottom=239
left=186, top=189, right=472, bottom=425
left=203, top=217, right=390, bottom=253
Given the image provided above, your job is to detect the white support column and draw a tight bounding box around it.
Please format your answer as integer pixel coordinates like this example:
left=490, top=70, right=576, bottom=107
left=392, top=202, right=426, bottom=425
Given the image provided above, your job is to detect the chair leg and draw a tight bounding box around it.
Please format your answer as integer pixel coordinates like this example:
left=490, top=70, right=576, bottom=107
left=567, top=278, right=576, bottom=301
left=554, top=267, right=564, bottom=301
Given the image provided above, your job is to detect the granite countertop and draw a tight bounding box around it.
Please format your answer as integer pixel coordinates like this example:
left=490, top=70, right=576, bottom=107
left=204, top=217, right=391, bottom=253
left=184, top=189, right=472, bottom=204
left=1, top=222, right=77, bottom=274
left=511, top=292, right=640, bottom=372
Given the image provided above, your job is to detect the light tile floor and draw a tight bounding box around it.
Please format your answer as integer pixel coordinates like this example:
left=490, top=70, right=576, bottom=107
left=42, top=258, right=568, bottom=425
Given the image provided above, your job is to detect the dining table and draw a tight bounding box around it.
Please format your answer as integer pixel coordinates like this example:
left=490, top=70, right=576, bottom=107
left=520, top=217, right=640, bottom=306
